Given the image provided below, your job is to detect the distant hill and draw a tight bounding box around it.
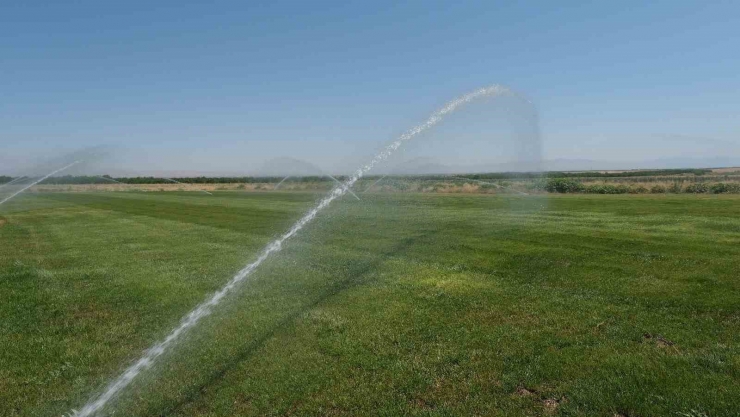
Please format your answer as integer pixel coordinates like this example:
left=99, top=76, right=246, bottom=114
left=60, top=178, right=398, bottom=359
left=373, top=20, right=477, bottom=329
left=375, top=157, right=740, bottom=175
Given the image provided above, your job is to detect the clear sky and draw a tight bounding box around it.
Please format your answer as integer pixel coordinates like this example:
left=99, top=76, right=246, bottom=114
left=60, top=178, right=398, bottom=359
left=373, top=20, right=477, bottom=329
left=2, top=1, right=739, bottom=174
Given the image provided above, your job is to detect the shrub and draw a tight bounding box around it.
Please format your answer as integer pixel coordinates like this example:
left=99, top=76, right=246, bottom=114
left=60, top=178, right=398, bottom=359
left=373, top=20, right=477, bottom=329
left=711, top=183, right=729, bottom=194
left=650, top=185, right=666, bottom=193
left=667, top=182, right=683, bottom=193
left=545, top=178, right=584, bottom=193
left=585, top=184, right=618, bottom=194
left=709, top=182, right=740, bottom=194
left=709, top=183, right=740, bottom=194
left=528, top=179, right=548, bottom=191
left=684, top=183, right=708, bottom=193
left=631, top=186, right=649, bottom=194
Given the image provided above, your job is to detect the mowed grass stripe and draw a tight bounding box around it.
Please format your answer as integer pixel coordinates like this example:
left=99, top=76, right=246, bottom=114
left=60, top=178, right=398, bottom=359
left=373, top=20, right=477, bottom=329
left=36, top=192, right=319, bottom=236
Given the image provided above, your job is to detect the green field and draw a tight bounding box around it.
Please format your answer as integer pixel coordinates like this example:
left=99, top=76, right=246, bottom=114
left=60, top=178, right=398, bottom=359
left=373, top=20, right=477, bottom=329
left=1, top=191, right=739, bottom=416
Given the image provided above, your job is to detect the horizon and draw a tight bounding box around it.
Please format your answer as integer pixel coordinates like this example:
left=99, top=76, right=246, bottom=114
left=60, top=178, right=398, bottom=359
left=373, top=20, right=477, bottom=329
left=2, top=152, right=740, bottom=178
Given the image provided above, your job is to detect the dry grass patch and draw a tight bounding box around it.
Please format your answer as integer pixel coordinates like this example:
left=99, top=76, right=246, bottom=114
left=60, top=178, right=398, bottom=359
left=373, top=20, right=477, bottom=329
left=711, top=167, right=740, bottom=174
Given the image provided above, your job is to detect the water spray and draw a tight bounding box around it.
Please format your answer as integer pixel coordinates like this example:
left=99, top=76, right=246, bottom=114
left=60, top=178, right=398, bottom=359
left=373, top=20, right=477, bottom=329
left=326, top=174, right=360, bottom=201
left=274, top=176, right=291, bottom=190
left=96, top=176, right=127, bottom=186
left=363, top=175, right=388, bottom=193
left=274, top=173, right=360, bottom=200
left=70, top=85, right=513, bottom=417
left=0, top=176, right=27, bottom=191
left=0, top=161, right=81, bottom=207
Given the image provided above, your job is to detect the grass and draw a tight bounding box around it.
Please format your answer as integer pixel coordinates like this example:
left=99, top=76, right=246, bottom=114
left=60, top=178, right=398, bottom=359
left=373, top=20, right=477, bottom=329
left=1, top=191, right=739, bottom=416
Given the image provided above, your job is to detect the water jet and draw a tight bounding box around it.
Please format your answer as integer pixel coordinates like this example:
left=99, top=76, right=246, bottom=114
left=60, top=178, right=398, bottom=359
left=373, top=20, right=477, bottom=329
left=71, top=85, right=515, bottom=416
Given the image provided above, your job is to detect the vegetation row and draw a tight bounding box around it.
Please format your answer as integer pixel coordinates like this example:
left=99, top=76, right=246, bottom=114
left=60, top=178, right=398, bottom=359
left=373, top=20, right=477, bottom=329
left=0, top=168, right=724, bottom=186
left=535, top=178, right=740, bottom=194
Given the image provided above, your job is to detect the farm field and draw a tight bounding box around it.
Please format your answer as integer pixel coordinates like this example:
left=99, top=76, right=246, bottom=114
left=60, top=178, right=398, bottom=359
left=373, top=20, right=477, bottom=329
left=1, top=191, right=740, bottom=416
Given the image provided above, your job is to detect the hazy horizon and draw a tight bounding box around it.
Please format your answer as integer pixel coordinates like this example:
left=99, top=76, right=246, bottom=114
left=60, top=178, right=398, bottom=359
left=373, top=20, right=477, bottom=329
left=2, top=153, right=738, bottom=178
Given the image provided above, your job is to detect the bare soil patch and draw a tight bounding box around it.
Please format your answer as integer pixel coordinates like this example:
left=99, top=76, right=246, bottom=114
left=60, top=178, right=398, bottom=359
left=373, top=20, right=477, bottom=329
left=643, top=333, right=675, bottom=347
left=543, top=398, right=560, bottom=414
left=515, top=386, right=565, bottom=413
left=643, top=333, right=680, bottom=355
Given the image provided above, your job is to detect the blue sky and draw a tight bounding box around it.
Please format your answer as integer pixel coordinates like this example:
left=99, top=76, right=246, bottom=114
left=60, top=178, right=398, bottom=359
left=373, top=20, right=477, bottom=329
left=2, top=1, right=739, bottom=174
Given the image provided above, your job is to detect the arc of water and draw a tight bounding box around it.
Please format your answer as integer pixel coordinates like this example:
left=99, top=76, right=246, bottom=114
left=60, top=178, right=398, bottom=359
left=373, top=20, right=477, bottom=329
left=363, top=175, right=388, bottom=193
left=454, top=176, right=529, bottom=195
left=71, top=85, right=512, bottom=417
left=325, top=174, right=360, bottom=201
left=274, top=174, right=360, bottom=200
left=0, top=176, right=27, bottom=191
left=0, top=162, right=81, bottom=207
left=97, top=176, right=128, bottom=185
left=162, top=177, right=213, bottom=196
left=274, top=176, right=291, bottom=190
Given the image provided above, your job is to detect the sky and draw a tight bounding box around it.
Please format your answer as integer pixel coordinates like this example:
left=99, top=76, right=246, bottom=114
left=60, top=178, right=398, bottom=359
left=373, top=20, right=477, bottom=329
left=1, top=0, right=739, bottom=175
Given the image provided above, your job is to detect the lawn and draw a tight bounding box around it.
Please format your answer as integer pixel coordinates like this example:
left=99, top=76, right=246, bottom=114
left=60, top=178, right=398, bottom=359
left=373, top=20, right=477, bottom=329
left=1, top=192, right=739, bottom=416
